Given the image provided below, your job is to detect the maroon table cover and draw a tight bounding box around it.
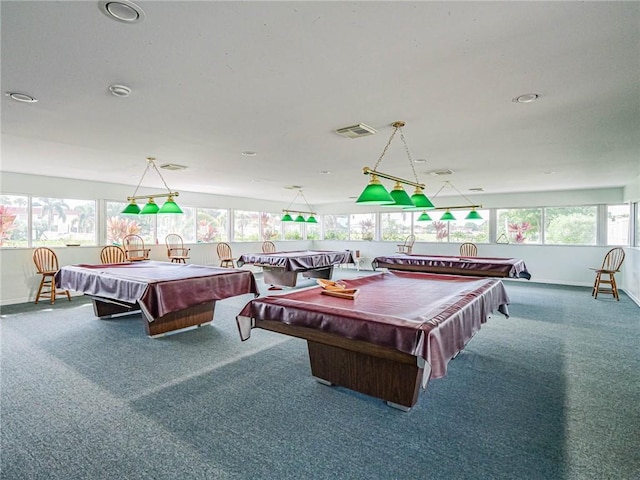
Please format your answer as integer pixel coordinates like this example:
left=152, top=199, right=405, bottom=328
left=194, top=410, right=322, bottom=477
left=237, top=250, right=355, bottom=271
left=237, top=271, right=510, bottom=379
left=56, top=261, right=259, bottom=320
left=372, top=254, right=531, bottom=279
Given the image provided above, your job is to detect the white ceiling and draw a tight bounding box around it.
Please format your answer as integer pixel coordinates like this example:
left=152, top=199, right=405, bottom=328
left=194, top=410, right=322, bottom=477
left=2, top=1, right=639, bottom=206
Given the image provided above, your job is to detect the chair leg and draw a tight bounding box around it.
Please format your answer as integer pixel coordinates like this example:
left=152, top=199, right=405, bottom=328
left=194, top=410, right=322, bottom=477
left=34, top=275, right=46, bottom=304
left=592, top=272, right=601, bottom=298
left=610, top=273, right=619, bottom=301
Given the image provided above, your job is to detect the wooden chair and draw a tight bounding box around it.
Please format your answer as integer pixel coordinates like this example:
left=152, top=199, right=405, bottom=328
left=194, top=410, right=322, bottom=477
left=166, top=234, right=190, bottom=263
left=217, top=242, right=236, bottom=268
left=460, top=242, right=478, bottom=257
left=396, top=234, right=415, bottom=254
left=32, top=247, right=71, bottom=304
left=591, top=248, right=625, bottom=300
left=100, top=245, right=126, bottom=264
left=262, top=241, right=276, bottom=253
left=122, top=234, right=151, bottom=262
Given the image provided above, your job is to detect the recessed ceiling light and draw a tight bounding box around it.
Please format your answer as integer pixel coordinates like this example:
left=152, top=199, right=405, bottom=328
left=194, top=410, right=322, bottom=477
left=109, top=84, right=131, bottom=97
left=5, top=92, right=38, bottom=103
left=320, top=170, right=331, bottom=175
left=160, top=163, right=187, bottom=171
left=241, top=151, right=257, bottom=157
left=543, top=171, right=556, bottom=175
left=513, top=93, right=542, bottom=103
left=413, top=158, right=427, bottom=164
left=429, top=169, right=454, bottom=176
left=98, top=1, right=145, bottom=24
left=284, top=185, right=303, bottom=190
left=469, top=187, right=484, bottom=192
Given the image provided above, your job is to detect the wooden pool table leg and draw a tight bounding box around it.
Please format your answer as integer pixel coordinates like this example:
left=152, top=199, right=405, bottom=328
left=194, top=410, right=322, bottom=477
left=306, top=340, right=424, bottom=410
left=142, top=301, right=216, bottom=337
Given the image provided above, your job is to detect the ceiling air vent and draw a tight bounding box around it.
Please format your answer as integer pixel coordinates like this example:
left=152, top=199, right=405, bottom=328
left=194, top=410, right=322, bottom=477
left=335, top=123, right=377, bottom=138
left=429, top=169, right=455, bottom=176
left=160, top=163, right=187, bottom=171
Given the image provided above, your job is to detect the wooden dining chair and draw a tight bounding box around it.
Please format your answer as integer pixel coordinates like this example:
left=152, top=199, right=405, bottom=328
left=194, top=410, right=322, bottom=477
left=166, top=234, right=190, bottom=263
left=460, top=242, right=478, bottom=257
left=216, top=242, right=236, bottom=268
left=396, top=234, right=415, bottom=254
left=262, top=240, right=276, bottom=253
left=32, top=247, right=71, bottom=304
left=591, top=247, right=625, bottom=300
left=123, top=234, right=151, bottom=262
left=100, top=245, right=126, bottom=264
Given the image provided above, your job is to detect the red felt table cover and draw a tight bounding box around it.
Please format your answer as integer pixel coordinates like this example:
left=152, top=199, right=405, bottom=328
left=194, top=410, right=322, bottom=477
left=56, top=261, right=259, bottom=320
left=372, top=254, right=531, bottom=279
left=237, top=250, right=355, bottom=271
left=236, top=271, right=509, bottom=378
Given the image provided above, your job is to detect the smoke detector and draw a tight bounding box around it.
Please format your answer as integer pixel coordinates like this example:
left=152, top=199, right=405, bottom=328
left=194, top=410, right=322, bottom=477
left=335, top=123, right=377, bottom=138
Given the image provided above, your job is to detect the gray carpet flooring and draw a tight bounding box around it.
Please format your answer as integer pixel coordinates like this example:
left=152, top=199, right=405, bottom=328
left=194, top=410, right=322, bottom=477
left=1, top=270, right=638, bottom=480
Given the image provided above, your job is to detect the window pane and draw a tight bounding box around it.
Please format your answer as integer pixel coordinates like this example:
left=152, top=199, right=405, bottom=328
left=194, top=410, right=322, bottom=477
left=283, top=221, right=303, bottom=240
left=32, top=197, right=97, bottom=246
left=350, top=213, right=375, bottom=240
left=0, top=195, right=29, bottom=247
left=261, top=212, right=282, bottom=241
left=306, top=221, right=320, bottom=240
left=607, top=204, right=629, bottom=246
left=106, top=201, right=155, bottom=245
left=157, top=207, right=197, bottom=244
left=197, top=208, right=228, bottom=243
left=445, top=209, right=489, bottom=243
left=324, top=214, right=349, bottom=240
left=380, top=212, right=411, bottom=241
left=544, top=206, right=596, bottom=245
left=497, top=208, right=542, bottom=244
left=234, top=210, right=260, bottom=241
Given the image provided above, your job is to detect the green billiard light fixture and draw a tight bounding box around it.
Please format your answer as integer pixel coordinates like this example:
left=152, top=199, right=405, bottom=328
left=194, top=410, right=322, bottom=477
left=281, top=189, right=318, bottom=223
left=440, top=209, right=456, bottom=221
left=121, top=157, right=183, bottom=215
left=465, top=208, right=483, bottom=220
left=417, top=211, right=432, bottom=221
left=356, top=121, right=433, bottom=209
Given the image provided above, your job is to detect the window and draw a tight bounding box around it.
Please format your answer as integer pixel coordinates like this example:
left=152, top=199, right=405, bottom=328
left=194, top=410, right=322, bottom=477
left=306, top=221, right=320, bottom=240
left=260, top=212, right=282, bottom=241
left=106, top=201, right=154, bottom=245
left=544, top=206, right=597, bottom=245
left=233, top=210, right=260, bottom=241
left=0, top=195, right=28, bottom=247
left=33, top=197, right=97, bottom=246
left=349, top=213, right=375, bottom=240
left=324, top=214, right=349, bottom=240
left=380, top=212, right=412, bottom=241
left=196, top=208, right=228, bottom=242
left=443, top=209, right=489, bottom=243
left=607, top=204, right=629, bottom=246
left=497, top=208, right=542, bottom=244
left=283, top=221, right=303, bottom=240
left=157, top=206, right=197, bottom=243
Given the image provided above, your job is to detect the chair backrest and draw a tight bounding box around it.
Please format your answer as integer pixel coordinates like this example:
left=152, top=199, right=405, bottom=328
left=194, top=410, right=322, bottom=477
left=460, top=242, right=478, bottom=257
left=165, top=234, right=183, bottom=250
left=100, top=245, right=126, bottom=264
left=404, top=235, right=415, bottom=248
left=33, top=247, right=59, bottom=273
left=123, top=234, right=149, bottom=261
left=217, top=242, right=233, bottom=259
left=262, top=241, right=276, bottom=253
left=601, top=247, right=625, bottom=271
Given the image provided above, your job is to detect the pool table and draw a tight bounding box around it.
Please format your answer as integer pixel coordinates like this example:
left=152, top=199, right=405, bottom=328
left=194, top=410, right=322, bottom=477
left=372, top=254, right=531, bottom=279
left=56, top=261, right=259, bottom=337
left=237, top=249, right=355, bottom=287
left=237, top=271, right=510, bottom=410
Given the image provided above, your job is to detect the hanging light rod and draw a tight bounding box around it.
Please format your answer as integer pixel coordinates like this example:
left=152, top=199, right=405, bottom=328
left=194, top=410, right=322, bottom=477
left=362, top=166, right=425, bottom=189
left=281, top=209, right=316, bottom=216
left=121, top=157, right=183, bottom=214
left=428, top=204, right=482, bottom=211
left=281, top=189, right=318, bottom=223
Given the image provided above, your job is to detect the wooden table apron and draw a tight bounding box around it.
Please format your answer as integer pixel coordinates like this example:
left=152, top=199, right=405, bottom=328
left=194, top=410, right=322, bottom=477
left=56, top=261, right=259, bottom=336
left=237, top=271, right=510, bottom=409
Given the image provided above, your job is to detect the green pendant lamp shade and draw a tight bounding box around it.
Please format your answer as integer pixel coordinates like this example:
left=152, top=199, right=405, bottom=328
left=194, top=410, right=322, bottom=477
left=417, top=211, right=432, bottom=221
left=382, top=182, right=415, bottom=207
left=356, top=174, right=394, bottom=205
left=140, top=198, right=160, bottom=215
left=294, top=214, right=306, bottom=222
left=306, top=215, right=318, bottom=223
left=440, top=209, right=456, bottom=221
left=410, top=186, right=434, bottom=209
left=465, top=209, right=482, bottom=220
left=121, top=200, right=141, bottom=215
left=281, top=212, right=293, bottom=222
left=159, top=196, right=183, bottom=214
